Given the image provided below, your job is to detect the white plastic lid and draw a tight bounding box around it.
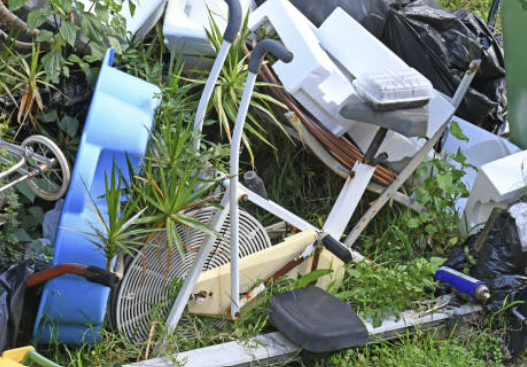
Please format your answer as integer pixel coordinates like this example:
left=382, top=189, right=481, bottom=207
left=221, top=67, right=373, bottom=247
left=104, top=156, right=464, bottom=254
left=353, top=68, right=434, bottom=108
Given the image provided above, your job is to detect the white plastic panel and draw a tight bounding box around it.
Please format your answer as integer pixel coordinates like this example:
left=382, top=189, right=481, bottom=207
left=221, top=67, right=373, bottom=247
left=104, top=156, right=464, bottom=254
left=441, top=116, right=521, bottom=219
left=464, top=149, right=527, bottom=233
left=249, top=2, right=444, bottom=165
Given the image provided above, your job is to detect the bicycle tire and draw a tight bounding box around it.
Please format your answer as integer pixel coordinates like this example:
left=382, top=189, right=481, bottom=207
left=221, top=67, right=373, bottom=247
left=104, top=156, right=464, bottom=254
left=21, top=135, right=70, bottom=201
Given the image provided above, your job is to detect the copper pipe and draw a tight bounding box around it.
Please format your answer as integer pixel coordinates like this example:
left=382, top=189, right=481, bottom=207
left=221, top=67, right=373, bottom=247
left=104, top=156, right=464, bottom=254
left=259, top=62, right=395, bottom=185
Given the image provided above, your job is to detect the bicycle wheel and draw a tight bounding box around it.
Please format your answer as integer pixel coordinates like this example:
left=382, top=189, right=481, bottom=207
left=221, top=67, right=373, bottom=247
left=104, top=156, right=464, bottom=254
left=21, top=135, right=71, bottom=201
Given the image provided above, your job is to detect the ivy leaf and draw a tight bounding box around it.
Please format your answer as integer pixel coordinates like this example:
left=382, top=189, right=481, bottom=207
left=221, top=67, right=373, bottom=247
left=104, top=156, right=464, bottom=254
left=108, top=36, right=123, bottom=55
left=35, top=29, right=54, bottom=43
left=27, top=8, right=53, bottom=31
left=414, top=187, right=431, bottom=205
left=60, top=21, right=78, bottom=47
left=59, top=115, right=79, bottom=138
left=8, top=0, right=27, bottom=11
left=450, top=120, right=469, bottom=142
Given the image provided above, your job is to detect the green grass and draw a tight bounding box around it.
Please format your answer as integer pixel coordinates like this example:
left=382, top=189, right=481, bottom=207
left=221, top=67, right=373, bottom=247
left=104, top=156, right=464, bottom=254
left=319, top=329, right=506, bottom=367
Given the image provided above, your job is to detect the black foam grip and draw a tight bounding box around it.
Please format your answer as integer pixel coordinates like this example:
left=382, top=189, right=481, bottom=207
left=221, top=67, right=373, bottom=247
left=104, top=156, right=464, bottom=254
left=224, top=0, right=243, bottom=43
left=322, top=235, right=353, bottom=264
left=248, top=39, right=294, bottom=74
left=85, top=266, right=120, bottom=288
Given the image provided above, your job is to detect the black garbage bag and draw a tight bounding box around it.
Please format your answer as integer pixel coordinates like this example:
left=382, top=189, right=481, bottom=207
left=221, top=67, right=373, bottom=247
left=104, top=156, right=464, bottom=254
left=0, top=261, right=37, bottom=352
left=380, top=3, right=506, bottom=132
left=473, top=205, right=527, bottom=280
left=443, top=203, right=527, bottom=313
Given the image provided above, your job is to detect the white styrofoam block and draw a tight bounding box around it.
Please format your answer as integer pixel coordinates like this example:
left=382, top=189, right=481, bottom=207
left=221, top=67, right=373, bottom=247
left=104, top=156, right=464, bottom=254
left=74, top=0, right=166, bottom=41
left=121, top=0, right=167, bottom=40
left=463, top=149, right=527, bottom=233
left=316, top=8, right=453, bottom=165
left=317, top=8, right=408, bottom=79
left=163, top=0, right=254, bottom=57
left=248, top=0, right=356, bottom=136
left=441, top=116, right=521, bottom=217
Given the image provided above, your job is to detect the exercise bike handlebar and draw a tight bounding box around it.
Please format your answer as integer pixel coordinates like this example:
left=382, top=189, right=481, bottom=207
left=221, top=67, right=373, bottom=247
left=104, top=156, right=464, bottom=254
left=224, top=0, right=243, bottom=43
left=248, top=40, right=294, bottom=74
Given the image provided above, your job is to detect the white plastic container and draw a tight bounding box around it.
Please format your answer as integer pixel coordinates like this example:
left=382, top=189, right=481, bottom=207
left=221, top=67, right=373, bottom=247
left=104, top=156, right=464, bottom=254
left=163, top=0, right=254, bottom=68
left=353, top=69, right=434, bottom=110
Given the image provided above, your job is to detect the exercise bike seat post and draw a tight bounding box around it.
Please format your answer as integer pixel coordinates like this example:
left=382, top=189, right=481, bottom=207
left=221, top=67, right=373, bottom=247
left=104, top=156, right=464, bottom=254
left=229, top=40, right=293, bottom=319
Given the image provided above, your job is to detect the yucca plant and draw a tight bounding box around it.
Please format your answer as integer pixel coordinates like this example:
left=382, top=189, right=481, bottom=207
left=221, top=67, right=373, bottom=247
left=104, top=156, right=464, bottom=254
left=82, top=163, right=151, bottom=272
left=0, top=45, right=56, bottom=126
left=186, top=13, right=292, bottom=166
left=128, top=117, right=224, bottom=261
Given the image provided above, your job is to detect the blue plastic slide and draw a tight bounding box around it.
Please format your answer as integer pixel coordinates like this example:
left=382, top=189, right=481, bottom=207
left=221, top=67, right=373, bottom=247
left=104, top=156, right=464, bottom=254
left=33, top=48, right=161, bottom=344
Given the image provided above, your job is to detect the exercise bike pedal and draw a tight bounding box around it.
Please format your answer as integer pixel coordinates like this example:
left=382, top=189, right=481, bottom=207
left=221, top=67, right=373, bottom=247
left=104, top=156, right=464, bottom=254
left=267, top=287, right=368, bottom=353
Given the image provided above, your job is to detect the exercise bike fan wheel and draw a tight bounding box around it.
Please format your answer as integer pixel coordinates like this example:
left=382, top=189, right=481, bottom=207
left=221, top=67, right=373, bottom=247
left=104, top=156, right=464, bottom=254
left=111, top=206, right=272, bottom=343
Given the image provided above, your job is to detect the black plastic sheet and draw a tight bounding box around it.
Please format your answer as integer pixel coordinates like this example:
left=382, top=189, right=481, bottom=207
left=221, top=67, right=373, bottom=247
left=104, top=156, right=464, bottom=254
left=380, top=3, right=505, bottom=132
left=0, top=261, right=36, bottom=352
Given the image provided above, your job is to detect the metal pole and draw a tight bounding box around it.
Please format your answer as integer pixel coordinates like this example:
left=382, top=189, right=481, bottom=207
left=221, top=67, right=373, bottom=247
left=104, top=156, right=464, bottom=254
left=165, top=193, right=231, bottom=332
left=193, top=42, right=232, bottom=151
left=229, top=72, right=258, bottom=319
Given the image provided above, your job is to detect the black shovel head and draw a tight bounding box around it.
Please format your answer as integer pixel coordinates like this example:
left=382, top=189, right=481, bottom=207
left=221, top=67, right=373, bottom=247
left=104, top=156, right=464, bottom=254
left=267, top=287, right=369, bottom=353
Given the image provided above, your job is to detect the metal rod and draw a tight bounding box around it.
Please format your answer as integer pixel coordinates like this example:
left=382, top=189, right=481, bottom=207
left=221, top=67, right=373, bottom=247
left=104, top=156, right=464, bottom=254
left=450, top=60, right=482, bottom=111
left=165, top=193, right=231, bottom=332
left=229, top=72, right=258, bottom=319
left=193, top=42, right=232, bottom=151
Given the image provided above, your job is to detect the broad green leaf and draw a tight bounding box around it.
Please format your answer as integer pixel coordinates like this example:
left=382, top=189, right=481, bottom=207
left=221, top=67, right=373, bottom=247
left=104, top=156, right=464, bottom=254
left=294, top=269, right=333, bottom=289
left=35, top=29, right=54, bottom=43
left=8, top=0, right=27, bottom=11
left=449, top=120, right=469, bottom=142
left=58, top=115, right=79, bottom=138
left=60, top=21, right=78, bottom=47
left=27, top=8, right=53, bottom=31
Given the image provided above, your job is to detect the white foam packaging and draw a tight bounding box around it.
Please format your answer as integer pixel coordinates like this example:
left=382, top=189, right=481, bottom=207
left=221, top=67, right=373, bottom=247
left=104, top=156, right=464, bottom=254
left=163, top=0, right=255, bottom=67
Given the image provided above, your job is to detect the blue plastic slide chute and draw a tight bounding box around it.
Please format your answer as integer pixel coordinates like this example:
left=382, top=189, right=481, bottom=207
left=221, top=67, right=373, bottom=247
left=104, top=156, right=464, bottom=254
left=33, top=48, right=161, bottom=345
